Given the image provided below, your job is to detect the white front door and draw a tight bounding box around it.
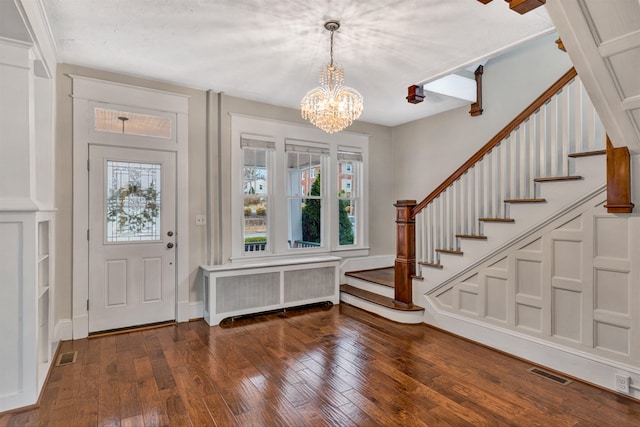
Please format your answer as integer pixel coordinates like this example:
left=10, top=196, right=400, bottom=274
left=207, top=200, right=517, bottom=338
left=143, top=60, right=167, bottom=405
left=88, top=145, right=176, bottom=332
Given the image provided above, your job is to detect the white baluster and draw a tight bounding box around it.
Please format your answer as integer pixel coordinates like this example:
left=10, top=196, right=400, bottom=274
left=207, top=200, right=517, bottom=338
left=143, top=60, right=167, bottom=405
left=548, top=96, right=559, bottom=177
left=500, top=140, right=509, bottom=217
left=540, top=102, right=553, bottom=177
left=461, top=171, right=468, bottom=236
left=469, top=165, right=476, bottom=235
left=428, top=203, right=435, bottom=263
left=492, top=145, right=501, bottom=218
left=528, top=113, right=538, bottom=198
left=452, top=179, right=460, bottom=249
left=558, top=86, right=569, bottom=176
left=516, top=124, right=524, bottom=198
left=513, top=128, right=521, bottom=199
left=476, top=160, right=484, bottom=221
left=484, top=154, right=492, bottom=218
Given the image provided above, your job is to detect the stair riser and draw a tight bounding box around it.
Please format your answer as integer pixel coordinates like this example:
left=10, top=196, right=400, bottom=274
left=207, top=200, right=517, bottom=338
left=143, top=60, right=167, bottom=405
left=340, top=293, right=425, bottom=324
left=345, top=276, right=395, bottom=298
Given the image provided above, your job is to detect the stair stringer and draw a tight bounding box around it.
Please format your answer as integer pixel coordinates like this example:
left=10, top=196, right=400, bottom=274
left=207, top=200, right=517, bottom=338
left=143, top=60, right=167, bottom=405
left=418, top=188, right=640, bottom=397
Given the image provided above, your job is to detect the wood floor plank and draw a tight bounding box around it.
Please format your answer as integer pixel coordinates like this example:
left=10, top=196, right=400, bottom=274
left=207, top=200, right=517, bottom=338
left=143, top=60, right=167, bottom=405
left=160, top=391, right=193, bottom=427
left=3, top=304, right=640, bottom=426
left=201, top=392, right=240, bottom=427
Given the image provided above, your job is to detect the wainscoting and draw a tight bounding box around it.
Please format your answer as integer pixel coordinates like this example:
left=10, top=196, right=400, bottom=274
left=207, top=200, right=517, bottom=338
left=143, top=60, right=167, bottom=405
left=428, top=191, right=640, bottom=396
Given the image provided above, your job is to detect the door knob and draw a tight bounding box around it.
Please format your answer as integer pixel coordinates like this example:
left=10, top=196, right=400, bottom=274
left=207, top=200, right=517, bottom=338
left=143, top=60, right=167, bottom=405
left=167, top=231, right=174, bottom=237
left=167, top=242, right=174, bottom=249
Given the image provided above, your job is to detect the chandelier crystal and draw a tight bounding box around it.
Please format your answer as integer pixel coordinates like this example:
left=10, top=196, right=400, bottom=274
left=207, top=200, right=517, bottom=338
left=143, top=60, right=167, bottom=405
left=301, top=21, right=363, bottom=134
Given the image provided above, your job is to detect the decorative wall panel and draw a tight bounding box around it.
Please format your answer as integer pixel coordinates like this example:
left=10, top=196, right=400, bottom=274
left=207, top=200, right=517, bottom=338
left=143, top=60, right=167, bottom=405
left=431, top=198, right=639, bottom=365
left=0, top=222, right=23, bottom=397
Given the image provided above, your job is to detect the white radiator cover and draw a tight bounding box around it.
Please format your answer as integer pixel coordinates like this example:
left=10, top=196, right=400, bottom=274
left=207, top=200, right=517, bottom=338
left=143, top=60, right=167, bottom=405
left=201, top=256, right=340, bottom=325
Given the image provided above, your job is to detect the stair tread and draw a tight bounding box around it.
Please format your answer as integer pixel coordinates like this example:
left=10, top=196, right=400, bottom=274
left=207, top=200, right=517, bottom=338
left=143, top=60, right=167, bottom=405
left=345, top=267, right=394, bottom=288
left=534, top=175, right=582, bottom=182
left=456, top=234, right=488, bottom=240
left=435, top=249, right=463, bottom=255
left=340, top=284, right=424, bottom=311
left=568, top=150, right=606, bottom=158
left=479, top=217, right=515, bottom=222
left=504, top=198, right=546, bottom=203
left=419, top=262, right=444, bottom=269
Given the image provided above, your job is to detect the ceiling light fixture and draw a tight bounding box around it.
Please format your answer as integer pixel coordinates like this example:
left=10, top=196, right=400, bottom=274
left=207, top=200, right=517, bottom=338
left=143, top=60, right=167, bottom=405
left=301, top=20, right=363, bottom=134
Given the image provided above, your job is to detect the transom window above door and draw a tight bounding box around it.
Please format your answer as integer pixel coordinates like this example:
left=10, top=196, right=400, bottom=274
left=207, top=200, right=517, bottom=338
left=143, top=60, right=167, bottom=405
left=94, top=107, right=173, bottom=139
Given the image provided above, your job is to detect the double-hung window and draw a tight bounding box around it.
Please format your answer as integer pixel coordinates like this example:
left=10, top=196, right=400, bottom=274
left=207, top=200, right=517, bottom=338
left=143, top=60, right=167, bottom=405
left=286, top=142, right=329, bottom=249
left=241, top=135, right=274, bottom=254
left=337, top=149, right=362, bottom=246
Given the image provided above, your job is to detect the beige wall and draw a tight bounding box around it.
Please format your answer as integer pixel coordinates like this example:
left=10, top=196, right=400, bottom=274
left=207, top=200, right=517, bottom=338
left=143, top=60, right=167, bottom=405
left=54, top=64, right=395, bottom=321
left=392, top=33, right=573, bottom=202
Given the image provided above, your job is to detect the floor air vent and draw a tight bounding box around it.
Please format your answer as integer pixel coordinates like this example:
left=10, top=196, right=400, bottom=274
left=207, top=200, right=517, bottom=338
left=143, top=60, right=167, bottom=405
left=56, top=351, right=78, bottom=366
left=528, top=367, right=571, bottom=385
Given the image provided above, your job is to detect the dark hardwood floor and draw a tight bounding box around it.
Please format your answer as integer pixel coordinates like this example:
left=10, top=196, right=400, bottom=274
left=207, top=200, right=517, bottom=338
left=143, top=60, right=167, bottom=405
left=2, top=303, right=640, bottom=426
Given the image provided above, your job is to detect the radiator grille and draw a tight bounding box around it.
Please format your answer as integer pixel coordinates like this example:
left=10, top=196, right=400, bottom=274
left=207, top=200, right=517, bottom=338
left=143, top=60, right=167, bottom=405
left=216, top=272, right=279, bottom=313
left=284, top=267, right=335, bottom=302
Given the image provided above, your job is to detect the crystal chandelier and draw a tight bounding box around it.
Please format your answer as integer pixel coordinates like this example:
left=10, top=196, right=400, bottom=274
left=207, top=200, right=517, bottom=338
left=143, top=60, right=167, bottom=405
left=301, top=20, right=363, bottom=134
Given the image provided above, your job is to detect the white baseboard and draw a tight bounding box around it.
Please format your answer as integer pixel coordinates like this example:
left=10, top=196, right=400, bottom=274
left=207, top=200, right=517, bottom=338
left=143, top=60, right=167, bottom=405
left=54, top=318, right=73, bottom=341
left=72, top=313, right=88, bottom=339
left=177, top=300, right=190, bottom=322
left=189, top=301, right=204, bottom=319
left=423, top=298, right=640, bottom=399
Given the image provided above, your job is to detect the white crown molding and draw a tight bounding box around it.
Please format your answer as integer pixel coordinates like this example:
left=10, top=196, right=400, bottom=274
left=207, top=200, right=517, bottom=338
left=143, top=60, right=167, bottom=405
left=15, top=0, right=61, bottom=78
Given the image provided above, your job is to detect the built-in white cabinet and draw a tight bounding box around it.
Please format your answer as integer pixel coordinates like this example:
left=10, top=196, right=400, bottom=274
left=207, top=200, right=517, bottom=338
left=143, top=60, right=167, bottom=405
left=0, top=13, right=57, bottom=411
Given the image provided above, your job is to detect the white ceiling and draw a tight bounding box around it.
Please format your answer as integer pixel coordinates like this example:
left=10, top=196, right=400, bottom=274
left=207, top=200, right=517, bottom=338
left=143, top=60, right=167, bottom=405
left=42, top=0, right=555, bottom=127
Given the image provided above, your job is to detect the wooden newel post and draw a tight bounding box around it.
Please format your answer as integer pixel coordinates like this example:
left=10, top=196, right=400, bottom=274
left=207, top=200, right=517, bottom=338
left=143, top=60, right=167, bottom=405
left=394, top=200, right=417, bottom=305
left=605, top=136, right=635, bottom=213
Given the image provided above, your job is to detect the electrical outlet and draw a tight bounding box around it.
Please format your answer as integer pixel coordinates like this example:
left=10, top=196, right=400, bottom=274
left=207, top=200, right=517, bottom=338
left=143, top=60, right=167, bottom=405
left=615, top=374, right=630, bottom=393
left=195, top=215, right=206, bottom=226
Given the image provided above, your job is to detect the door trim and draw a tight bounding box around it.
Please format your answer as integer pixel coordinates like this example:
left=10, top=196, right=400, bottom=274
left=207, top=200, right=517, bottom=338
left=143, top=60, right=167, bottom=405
left=71, top=75, right=190, bottom=339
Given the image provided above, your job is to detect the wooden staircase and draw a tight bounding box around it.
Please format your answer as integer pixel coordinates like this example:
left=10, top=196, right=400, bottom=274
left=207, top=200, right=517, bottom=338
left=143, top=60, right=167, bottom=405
left=339, top=68, right=629, bottom=323
left=340, top=267, right=424, bottom=324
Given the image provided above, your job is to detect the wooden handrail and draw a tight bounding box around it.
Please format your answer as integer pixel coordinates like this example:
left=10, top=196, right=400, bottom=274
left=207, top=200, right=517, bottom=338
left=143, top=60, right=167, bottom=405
left=411, top=67, right=578, bottom=218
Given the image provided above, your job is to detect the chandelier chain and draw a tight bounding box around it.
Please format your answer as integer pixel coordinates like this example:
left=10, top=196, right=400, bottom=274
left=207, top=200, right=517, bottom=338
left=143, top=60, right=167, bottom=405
left=329, top=28, right=334, bottom=67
